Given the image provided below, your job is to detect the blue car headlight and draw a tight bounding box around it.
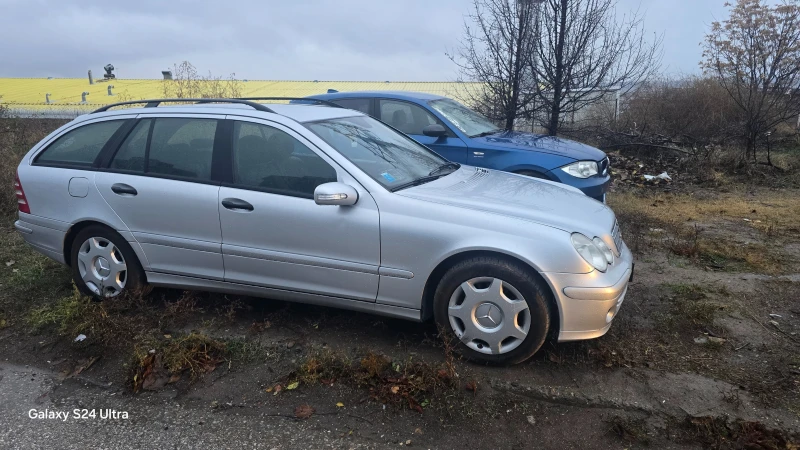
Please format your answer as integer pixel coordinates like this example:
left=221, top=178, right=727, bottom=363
left=561, top=161, right=599, bottom=178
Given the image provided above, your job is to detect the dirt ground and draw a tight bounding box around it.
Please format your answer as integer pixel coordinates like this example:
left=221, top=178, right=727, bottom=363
left=0, top=146, right=799, bottom=448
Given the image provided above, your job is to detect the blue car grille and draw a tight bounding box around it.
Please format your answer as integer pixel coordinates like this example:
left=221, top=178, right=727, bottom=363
left=611, top=220, right=623, bottom=254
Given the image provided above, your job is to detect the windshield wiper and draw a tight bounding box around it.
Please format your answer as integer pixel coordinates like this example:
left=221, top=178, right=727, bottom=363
left=390, top=173, right=449, bottom=192
left=469, top=129, right=502, bottom=138
left=427, top=162, right=460, bottom=177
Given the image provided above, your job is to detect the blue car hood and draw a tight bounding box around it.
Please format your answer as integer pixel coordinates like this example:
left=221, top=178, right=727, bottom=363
left=472, top=131, right=606, bottom=161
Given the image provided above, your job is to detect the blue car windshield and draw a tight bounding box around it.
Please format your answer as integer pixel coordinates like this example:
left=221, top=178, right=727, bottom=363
left=305, top=115, right=451, bottom=190
left=429, top=98, right=502, bottom=138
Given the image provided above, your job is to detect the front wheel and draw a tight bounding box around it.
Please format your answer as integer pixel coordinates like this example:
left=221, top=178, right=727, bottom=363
left=69, top=225, right=148, bottom=299
left=433, top=256, right=552, bottom=365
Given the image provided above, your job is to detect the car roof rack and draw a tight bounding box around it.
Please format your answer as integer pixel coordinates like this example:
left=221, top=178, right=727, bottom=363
left=92, top=98, right=276, bottom=114
left=235, top=97, right=343, bottom=108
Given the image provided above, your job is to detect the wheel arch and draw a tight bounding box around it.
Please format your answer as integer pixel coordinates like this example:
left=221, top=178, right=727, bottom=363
left=63, top=220, right=127, bottom=267
left=420, top=249, right=560, bottom=337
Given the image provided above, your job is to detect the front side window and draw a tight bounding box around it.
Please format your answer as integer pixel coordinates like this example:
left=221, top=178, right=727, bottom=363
left=379, top=99, right=441, bottom=135
left=428, top=98, right=501, bottom=138
left=36, top=120, right=124, bottom=166
left=232, top=121, right=337, bottom=198
left=305, top=115, right=450, bottom=190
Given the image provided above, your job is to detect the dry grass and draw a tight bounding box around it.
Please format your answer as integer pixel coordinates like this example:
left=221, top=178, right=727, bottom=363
left=285, top=347, right=459, bottom=413
left=608, top=190, right=798, bottom=274
left=131, top=333, right=231, bottom=392
left=609, top=190, right=800, bottom=235
left=680, top=416, right=799, bottom=450
left=27, top=285, right=153, bottom=343
left=662, top=284, right=726, bottom=330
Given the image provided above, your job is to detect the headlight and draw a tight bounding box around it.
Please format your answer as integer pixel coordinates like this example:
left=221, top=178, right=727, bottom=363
left=561, top=161, right=598, bottom=178
left=592, top=237, right=614, bottom=264
left=570, top=233, right=608, bottom=272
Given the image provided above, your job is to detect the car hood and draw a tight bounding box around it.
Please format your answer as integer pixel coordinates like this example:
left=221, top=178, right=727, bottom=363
left=472, top=131, right=606, bottom=161
left=398, top=167, right=615, bottom=235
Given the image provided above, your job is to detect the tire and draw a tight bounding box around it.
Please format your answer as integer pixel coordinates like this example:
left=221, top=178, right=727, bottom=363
left=69, top=225, right=148, bottom=299
left=433, top=256, right=552, bottom=365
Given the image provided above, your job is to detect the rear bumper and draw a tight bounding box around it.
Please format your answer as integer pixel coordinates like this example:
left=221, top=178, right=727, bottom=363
left=543, top=241, right=633, bottom=342
left=15, top=214, right=68, bottom=264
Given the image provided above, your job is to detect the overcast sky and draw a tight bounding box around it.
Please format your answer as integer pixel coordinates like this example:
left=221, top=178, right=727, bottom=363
left=0, top=0, right=727, bottom=80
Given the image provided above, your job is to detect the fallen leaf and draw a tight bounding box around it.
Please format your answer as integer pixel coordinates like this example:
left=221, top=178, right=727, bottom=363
left=163, top=334, right=172, bottom=339
left=294, top=404, right=315, bottom=420
left=286, top=381, right=299, bottom=390
left=273, top=384, right=282, bottom=395
left=5, top=260, right=14, bottom=267
left=390, top=385, right=400, bottom=394
left=265, top=386, right=274, bottom=393
left=70, top=356, right=100, bottom=378
left=336, top=402, right=344, bottom=408
left=465, top=380, right=478, bottom=393
left=167, top=374, right=181, bottom=384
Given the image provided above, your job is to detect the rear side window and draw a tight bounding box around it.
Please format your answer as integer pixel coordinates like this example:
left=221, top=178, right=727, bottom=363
left=379, top=99, right=439, bottom=135
left=109, top=118, right=218, bottom=181
left=332, top=98, right=371, bottom=115
left=36, top=120, right=124, bottom=166
left=110, top=119, right=150, bottom=172
left=148, top=118, right=217, bottom=180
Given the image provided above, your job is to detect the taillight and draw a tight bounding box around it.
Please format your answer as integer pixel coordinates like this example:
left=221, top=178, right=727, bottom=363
left=14, top=172, right=30, bottom=214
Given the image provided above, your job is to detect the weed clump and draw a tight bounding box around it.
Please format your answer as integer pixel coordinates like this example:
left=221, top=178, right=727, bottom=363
left=288, top=348, right=458, bottom=413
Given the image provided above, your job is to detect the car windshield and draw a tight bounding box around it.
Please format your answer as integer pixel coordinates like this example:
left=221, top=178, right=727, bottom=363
left=305, top=115, right=454, bottom=191
left=429, top=98, right=502, bottom=138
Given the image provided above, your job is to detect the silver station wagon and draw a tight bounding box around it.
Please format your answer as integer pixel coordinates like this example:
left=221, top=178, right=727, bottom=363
left=14, top=98, right=632, bottom=364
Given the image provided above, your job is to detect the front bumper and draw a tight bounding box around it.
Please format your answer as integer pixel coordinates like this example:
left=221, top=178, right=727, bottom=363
left=543, top=240, right=633, bottom=342
left=547, top=170, right=610, bottom=202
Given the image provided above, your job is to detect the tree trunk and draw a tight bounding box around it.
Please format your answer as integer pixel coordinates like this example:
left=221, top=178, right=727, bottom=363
left=547, top=0, right=569, bottom=136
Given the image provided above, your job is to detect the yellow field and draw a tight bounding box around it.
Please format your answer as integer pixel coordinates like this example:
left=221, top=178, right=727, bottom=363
left=0, top=78, right=479, bottom=111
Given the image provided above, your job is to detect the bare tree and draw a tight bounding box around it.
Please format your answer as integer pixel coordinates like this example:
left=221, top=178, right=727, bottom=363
left=702, top=0, right=800, bottom=164
left=531, top=0, right=662, bottom=136
left=449, top=0, right=539, bottom=130
left=161, top=61, right=243, bottom=99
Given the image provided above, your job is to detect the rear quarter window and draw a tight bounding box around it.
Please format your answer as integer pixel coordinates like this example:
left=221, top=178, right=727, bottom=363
left=35, top=120, right=125, bottom=166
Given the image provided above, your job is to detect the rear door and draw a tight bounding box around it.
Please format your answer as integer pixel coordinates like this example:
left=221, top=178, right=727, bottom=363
left=377, top=99, right=468, bottom=163
left=218, top=117, right=381, bottom=301
left=95, top=114, right=225, bottom=280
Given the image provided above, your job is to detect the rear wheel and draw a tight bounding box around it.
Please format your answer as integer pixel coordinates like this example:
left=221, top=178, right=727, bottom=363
left=69, top=225, right=148, bottom=299
left=433, top=256, right=552, bottom=365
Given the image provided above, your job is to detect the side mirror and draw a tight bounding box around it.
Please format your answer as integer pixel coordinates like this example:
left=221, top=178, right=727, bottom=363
left=423, top=124, right=447, bottom=138
left=314, top=182, right=358, bottom=206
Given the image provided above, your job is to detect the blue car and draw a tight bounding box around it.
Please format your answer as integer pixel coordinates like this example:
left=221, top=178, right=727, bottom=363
left=305, top=91, right=610, bottom=201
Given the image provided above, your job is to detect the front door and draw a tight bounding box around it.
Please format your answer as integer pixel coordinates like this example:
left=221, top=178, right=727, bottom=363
left=218, top=118, right=381, bottom=302
left=96, top=115, right=225, bottom=280
left=378, top=99, right=468, bottom=163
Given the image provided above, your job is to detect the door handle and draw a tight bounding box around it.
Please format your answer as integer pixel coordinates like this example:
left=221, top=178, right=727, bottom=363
left=221, top=198, right=254, bottom=212
left=473, top=151, right=485, bottom=156
left=111, top=183, right=137, bottom=196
